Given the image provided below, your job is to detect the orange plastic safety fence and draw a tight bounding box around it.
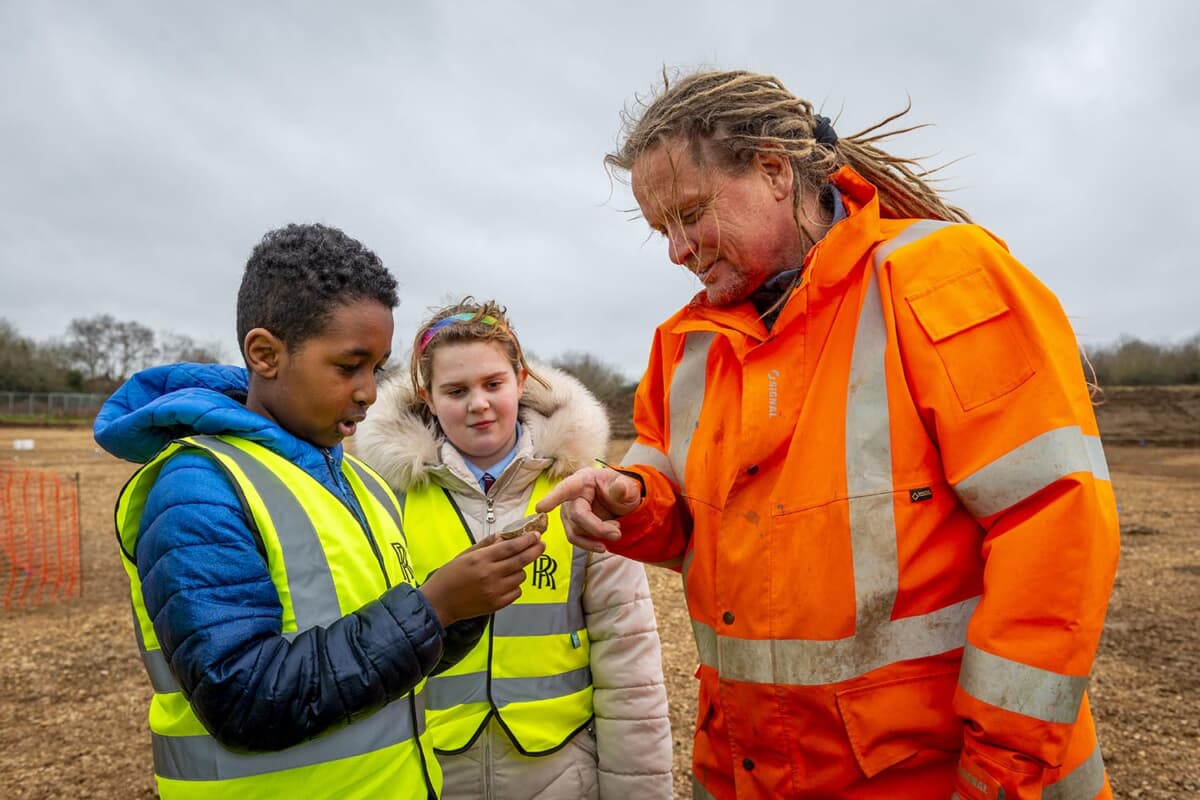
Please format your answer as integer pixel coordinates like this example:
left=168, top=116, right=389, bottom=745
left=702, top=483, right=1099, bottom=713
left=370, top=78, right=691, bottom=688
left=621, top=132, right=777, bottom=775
left=0, top=467, right=82, bottom=610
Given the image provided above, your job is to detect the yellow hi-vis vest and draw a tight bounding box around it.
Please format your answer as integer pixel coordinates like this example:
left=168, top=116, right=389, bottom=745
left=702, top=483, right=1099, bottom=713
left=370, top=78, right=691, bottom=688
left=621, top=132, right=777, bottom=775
left=115, top=435, right=440, bottom=800
left=403, top=472, right=593, bottom=755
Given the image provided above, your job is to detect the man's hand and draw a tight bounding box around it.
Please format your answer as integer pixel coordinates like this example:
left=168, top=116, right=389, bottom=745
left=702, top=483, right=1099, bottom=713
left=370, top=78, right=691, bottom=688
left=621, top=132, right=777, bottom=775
left=535, top=466, right=642, bottom=553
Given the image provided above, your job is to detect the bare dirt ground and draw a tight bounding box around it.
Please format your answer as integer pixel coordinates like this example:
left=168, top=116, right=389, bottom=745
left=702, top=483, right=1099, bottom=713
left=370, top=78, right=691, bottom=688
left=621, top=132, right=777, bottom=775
left=0, top=387, right=1196, bottom=798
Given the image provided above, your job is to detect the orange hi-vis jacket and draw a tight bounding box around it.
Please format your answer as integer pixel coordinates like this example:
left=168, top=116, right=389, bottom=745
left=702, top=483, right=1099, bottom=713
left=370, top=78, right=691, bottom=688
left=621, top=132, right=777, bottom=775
left=612, top=166, right=1119, bottom=799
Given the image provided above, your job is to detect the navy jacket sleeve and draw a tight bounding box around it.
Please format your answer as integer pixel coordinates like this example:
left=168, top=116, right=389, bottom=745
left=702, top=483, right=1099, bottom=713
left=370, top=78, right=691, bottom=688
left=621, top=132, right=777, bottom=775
left=435, top=616, right=489, bottom=675
left=137, top=451, right=454, bottom=751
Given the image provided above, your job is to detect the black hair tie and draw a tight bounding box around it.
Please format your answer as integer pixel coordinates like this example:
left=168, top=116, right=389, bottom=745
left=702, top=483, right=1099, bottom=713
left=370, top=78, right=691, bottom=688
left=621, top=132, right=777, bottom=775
left=814, top=115, right=838, bottom=146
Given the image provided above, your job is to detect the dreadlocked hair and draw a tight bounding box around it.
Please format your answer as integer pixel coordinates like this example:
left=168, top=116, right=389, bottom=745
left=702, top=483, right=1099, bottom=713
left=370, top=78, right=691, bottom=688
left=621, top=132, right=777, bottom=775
left=407, top=296, right=548, bottom=426
left=605, top=68, right=971, bottom=224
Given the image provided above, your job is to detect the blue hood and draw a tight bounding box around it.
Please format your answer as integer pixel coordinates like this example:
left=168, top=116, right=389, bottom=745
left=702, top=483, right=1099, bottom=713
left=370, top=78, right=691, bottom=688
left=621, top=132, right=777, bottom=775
left=93, top=362, right=342, bottom=466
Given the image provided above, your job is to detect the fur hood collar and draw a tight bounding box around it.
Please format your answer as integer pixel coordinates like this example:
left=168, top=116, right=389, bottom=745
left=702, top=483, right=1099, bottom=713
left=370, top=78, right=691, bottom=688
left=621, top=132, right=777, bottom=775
left=353, top=362, right=609, bottom=493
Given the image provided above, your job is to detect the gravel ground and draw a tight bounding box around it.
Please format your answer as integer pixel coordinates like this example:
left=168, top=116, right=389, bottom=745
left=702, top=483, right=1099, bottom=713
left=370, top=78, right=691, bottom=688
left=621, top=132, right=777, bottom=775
left=0, top=420, right=1195, bottom=798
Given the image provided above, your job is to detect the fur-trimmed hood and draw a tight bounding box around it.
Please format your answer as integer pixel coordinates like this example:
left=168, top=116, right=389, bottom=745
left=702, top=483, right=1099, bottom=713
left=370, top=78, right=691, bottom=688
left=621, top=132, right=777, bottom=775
left=353, top=362, right=609, bottom=493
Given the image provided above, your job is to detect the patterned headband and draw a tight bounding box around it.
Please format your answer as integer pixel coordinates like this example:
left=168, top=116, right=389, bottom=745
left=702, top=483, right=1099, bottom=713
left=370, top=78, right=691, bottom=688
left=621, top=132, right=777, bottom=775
left=419, top=312, right=502, bottom=352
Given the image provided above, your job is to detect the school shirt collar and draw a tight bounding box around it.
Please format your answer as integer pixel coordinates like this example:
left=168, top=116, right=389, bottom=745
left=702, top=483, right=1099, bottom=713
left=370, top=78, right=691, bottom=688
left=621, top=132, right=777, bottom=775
left=461, top=421, right=523, bottom=491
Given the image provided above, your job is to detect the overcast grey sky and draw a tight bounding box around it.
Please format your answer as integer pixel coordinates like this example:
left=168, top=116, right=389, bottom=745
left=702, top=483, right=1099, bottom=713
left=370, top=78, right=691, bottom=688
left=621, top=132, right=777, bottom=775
left=2, top=1, right=1196, bottom=380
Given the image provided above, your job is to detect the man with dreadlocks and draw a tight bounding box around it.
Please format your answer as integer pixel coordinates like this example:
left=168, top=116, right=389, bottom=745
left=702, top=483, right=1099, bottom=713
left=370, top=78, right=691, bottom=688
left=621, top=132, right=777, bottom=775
left=538, top=69, right=1118, bottom=799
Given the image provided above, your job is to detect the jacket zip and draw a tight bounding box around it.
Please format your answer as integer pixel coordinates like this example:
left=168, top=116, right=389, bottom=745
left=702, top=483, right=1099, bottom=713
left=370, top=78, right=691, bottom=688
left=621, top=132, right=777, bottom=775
left=483, top=710, right=494, bottom=800
left=481, top=466, right=500, bottom=526
left=483, top=619, right=497, bottom=800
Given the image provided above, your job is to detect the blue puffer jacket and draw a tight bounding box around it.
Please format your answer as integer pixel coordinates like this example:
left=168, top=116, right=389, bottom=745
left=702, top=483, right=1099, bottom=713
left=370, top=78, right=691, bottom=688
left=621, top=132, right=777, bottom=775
left=94, top=362, right=486, bottom=752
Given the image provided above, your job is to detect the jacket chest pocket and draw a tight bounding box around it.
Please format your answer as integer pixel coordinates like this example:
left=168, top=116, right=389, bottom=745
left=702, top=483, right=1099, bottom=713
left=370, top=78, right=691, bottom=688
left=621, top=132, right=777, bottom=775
left=906, top=268, right=1034, bottom=411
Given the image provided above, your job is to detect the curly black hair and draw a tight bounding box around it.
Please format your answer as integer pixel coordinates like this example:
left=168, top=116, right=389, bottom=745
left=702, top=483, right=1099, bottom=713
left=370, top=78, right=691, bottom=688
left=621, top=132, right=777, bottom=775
left=236, top=223, right=399, bottom=354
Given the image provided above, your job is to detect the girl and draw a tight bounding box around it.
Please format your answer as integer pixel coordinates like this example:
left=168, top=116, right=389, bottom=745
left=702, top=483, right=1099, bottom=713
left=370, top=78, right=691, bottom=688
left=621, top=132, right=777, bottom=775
left=355, top=298, right=673, bottom=799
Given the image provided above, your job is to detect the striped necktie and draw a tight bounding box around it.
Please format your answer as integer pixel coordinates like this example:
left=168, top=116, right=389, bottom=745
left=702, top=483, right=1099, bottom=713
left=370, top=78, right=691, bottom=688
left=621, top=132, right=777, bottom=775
left=482, top=473, right=495, bottom=493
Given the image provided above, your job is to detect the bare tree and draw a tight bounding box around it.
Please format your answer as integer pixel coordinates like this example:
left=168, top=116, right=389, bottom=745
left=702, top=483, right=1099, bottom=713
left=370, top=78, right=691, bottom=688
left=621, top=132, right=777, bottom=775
left=112, top=320, right=159, bottom=379
left=62, top=314, right=160, bottom=387
left=159, top=332, right=224, bottom=364
left=550, top=351, right=632, bottom=406
left=63, top=314, right=119, bottom=384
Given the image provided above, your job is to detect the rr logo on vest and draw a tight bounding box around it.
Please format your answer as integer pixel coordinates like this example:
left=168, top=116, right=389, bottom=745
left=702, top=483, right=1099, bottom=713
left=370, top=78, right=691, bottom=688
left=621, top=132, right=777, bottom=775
left=390, top=542, right=417, bottom=584
left=532, top=554, right=558, bottom=590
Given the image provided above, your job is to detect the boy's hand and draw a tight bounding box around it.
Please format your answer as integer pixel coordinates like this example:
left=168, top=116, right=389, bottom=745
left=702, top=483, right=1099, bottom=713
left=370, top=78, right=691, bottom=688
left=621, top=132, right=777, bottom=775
left=535, top=467, right=642, bottom=553
left=419, top=532, right=545, bottom=626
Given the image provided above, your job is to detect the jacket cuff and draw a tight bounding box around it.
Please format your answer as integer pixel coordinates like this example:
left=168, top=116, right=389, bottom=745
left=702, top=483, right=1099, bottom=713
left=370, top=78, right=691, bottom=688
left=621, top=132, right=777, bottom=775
left=954, top=743, right=1045, bottom=800
left=598, top=771, right=673, bottom=800
left=603, top=469, right=690, bottom=567
left=377, top=583, right=445, bottom=679
left=433, top=615, right=488, bottom=675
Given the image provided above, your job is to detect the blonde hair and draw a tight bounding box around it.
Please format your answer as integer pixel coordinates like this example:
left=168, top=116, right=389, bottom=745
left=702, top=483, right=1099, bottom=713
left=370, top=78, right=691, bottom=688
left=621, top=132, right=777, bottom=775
left=605, top=68, right=971, bottom=224
left=408, top=297, right=547, bottom=424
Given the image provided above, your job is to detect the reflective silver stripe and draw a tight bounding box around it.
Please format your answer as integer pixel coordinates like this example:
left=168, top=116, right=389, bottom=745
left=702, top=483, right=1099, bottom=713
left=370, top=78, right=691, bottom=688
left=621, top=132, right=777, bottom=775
left=874, top=220, right=954, bottom=264
left=960, top=643, right=1088, bottom=724
left=954, top=426, right=1111, bottom=518
left=666, top=331, right=715, bottom=493
left=426, top=667, right=593, bottom=710
left=1044, top=743, right=1106, bottom=800
left=692, top=596, right=977, bottom=684
left=681, top=548, right=695, bottom=659
left=142, top=649, right=180, bottom=694
left=493, top=666, right=592, bottom=706
left=692, top=774, right=717, bottom=799
left=130, top=605, right=147, bottom=650
left=151, top=688, right=423, bottom=781
left=846, top=246, right=900, bottom=631
left=191, top=436, right=342, bottom=628
left=130, top=606, right=180, bottom=693
left=344, top=457, right=404, bottom=533
left=493, top=602, right=582, bottom=636
left=424, top=670, right=490, bottom=710
left=1085, top=435, right=1111, bottom=483
left=569, top=545, right=588, bottom=623
left=620, top=442, right=676, bottom=486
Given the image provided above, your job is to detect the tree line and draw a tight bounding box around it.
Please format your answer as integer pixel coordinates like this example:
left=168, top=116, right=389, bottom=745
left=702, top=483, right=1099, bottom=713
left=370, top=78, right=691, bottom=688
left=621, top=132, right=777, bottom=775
left=2, top=314, right=1196, bottom=400
left=0, top=315, right=222, bottom=393
left=1085, top=334, right=1200, bottom=386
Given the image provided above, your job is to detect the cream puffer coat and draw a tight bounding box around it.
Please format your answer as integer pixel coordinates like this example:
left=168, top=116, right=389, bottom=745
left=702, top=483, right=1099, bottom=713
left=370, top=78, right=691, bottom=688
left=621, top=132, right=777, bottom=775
left=353, top=364, right=674, bottom=800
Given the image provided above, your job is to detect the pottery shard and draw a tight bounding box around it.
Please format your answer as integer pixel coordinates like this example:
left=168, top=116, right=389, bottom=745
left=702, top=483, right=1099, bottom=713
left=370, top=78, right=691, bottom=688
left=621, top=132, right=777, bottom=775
left=497, top=512, right=549, bottom=539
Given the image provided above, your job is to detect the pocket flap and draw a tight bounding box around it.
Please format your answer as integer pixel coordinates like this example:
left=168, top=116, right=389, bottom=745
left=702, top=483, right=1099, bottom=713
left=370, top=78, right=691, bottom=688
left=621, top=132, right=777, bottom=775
left=835, top=669, right=962, bottom=778
left=907, top=269, right=1009, bottom=343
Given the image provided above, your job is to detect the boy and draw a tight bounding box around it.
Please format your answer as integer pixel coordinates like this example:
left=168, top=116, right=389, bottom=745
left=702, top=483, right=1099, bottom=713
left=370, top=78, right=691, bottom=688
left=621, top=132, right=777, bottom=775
left=94, top=223, right=544, bottom=799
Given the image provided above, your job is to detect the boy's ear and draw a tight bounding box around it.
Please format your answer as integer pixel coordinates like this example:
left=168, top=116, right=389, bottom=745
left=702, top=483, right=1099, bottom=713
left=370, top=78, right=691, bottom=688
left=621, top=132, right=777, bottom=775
left=243, top=328, right=285, bottom=379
